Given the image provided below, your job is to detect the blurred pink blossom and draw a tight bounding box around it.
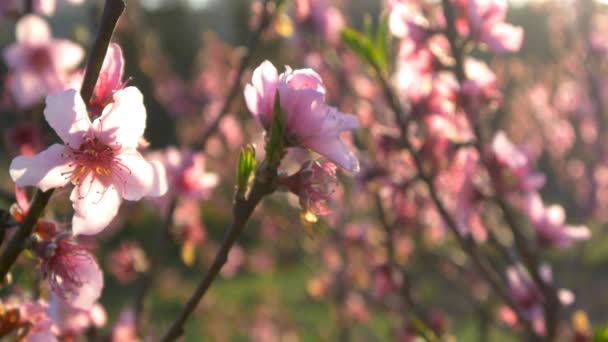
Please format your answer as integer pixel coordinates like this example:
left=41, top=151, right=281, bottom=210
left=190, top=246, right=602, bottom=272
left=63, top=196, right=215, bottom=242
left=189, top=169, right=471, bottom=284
left=19, top=301, right=58, bottom=342
left=107, top=241, right=148, bottom=284
left=525, top=193, right=591, bottom=249
left=9, top=87, right=168, bottom=235
left=486, top=131, right=545, bottom=194
left=110, top=309, right=139, bottom=342
left=455, top=0, right=524, bottom=53
left=280, top=159, right=338, bottom=217
left=244, top=61, right=359, bottom=172
left=2, top=15, right=84, bottom=109
left=47, top=292, right=106, bottom=338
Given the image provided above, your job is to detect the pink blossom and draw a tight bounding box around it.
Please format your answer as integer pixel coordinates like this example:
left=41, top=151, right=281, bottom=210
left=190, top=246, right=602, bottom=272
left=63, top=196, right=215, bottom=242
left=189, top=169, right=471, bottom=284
left=388, top=1, right=429, bottom=47
left=47, top=292, right=106, bottom=338
left=486, top=131, right=545, bottom=194
left=293, top=0, right=345, bottom=46
left=525, top=193, right=591, bottom=249
left=4, top=122, right=43, bottom=157
left=280, top=159, right=338, bottom=217
left=107, top=241, right=148, bottom=284
left=503, top=265, right=575, bottom=336
left=19, top=301, right=58, bottom=342
left=2, top=15, right=84, bottom=109
left=244, top=61, right=359, bottom=172
left=461, top=58, right=500, bottom=113
left=89, top=43, right=126, bottom=117
left=110, top=310, right=138, bottom=342
left=9, top=87, right=168, bottom=235
left=456, top=0, right=523, bottom=53
left=148, top=147, right=218, bottom=200
left=36, top=237, right=103, bottom=310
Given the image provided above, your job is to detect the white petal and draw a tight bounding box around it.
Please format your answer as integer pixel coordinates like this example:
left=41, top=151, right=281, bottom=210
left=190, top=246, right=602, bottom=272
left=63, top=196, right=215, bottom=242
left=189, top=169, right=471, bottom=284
left=44, top=89, right=91, bottom=147
left=94, top=87, right=146, bottom=150
left=15, top=15, right=51, bottom=44
left=114, top=150, right=167, bottom=200
left=9, top=144, right=71, bottom=191
left=71, top=177, right=121, bottom=235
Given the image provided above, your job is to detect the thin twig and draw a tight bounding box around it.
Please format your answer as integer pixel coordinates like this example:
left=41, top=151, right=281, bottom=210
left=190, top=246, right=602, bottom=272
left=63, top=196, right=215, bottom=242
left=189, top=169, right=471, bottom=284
left=159, top=168, right=276, bottom=342
left=132, top=197, right=177, bottom=333
left=438, top=0, right=559, bottom=339
left=0, top=0, right=125, bottom=282
left=191, top=0, right=274, bottom=151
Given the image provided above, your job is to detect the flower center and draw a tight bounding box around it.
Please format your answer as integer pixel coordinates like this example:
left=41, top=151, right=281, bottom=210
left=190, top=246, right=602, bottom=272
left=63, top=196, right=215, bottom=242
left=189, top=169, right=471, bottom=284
left=61, top=134, right=130, bottom=193
left=29, top=47, right=51, bottom=72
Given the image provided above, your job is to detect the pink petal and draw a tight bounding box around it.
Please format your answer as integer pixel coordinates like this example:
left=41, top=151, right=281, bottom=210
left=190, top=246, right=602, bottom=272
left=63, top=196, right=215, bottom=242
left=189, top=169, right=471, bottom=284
left=115, top=151, right=168, bottom=201
left=62, top=253, right=103, bottom=310
left=49, top=40, right=85, bottom=71
left=3, top=45, right=27, bottom=69
left=94, top=87, right=146, bottom=150
left=245, top=60, right=278, bottom=122
left=483, top=23, right=523, bottom=53
left=16, top=15, right=51, bottom=44
left=282, top=67, right=325, bottom=94
left=9, top=70, right=53, bottom=109
left=71, top=178, right=122, bottom=235
left=304, top=139, right=359, bottom=173
left=9, top=144, right=71, bottom=191
left=44, top=89, right=91, bottom=147
left=93, top=43, right=124, bottom=101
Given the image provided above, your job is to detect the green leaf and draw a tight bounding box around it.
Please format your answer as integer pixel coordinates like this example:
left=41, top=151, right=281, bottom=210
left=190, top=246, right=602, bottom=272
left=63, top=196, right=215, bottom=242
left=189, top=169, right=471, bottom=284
left=265, top=91, right=287, bottom=169
left=595, top=327, right=608, bottom=342
left=375, top=15, right=390, bottom=70
left=341, top=27, right=387, bottom=75
left=235, top=144, right=256, bottom=200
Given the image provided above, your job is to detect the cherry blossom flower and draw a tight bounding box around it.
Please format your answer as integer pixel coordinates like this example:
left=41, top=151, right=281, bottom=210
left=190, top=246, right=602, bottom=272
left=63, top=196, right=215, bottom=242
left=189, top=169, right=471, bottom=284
left=455, top=0, right=523, bottom=53
left=107, top=241, right=148, bottom=284
left=148, top=147, right=218, bottom=200
left=525, top=193, right=591, bottom=249
left=280, top=159, right=338, bottom=218
left=2, top=15, right=84, bottom=109
left=502, top=265, right=574, bottom=336
left=486, top=131, right=545, bottom=195
left=244, top=60, right=359, bottom=172
left=388, top=1, right=429, bottom=48
left=35, top=236, right=103, bottom=310
left=292, top=0, right=345, bottom=46
left=9, top=87, right=168, bottom=235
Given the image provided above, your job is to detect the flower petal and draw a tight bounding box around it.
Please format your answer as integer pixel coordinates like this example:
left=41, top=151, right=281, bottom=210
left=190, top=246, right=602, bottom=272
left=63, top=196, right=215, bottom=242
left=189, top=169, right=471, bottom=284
left=15, top=15, right=51, bottom=44
left=49, top=39, right=85, bottom=71
left=94, top=87, right=146, bottom=150
left=9, top=144, right=71, bottom=191
left=71, top=177, right=121, bottom=235
left=92, top=43, right=124, bottom=102
left=115, top=150, right=168, bottom=201
left=44, top=89, right=91, bottom=147
left=61, top=252, right=103, bottom=310
left=304, top=139, right=360, bottom=173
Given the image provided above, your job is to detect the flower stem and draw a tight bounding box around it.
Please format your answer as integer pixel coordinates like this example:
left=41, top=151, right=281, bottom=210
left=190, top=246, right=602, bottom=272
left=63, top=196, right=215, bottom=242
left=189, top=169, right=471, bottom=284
left=0, top=0, right=125, bottom=282
left=159, top=169, right=276, bottom=342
